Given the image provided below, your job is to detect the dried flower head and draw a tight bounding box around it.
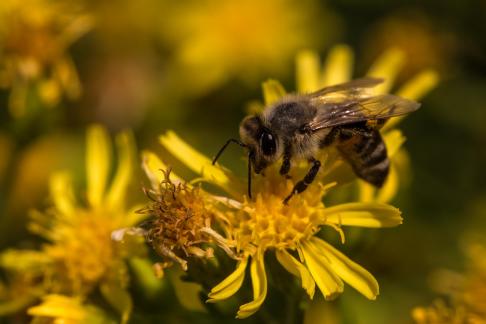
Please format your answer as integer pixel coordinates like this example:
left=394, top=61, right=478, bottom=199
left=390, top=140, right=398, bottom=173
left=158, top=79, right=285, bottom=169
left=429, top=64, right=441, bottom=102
left=139, top=164, right=235, bottom=275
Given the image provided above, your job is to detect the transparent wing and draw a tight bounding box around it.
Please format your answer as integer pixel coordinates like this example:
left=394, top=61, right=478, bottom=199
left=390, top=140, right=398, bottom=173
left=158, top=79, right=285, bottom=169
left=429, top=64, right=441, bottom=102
left=308, top=77, right=383, bottom=98
left=308, top=93, right=421, bottom=131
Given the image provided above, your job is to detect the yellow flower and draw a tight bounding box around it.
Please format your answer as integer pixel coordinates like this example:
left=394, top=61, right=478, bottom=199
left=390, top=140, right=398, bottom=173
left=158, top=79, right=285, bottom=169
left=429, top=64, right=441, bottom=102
left=413, top=241, right=486, bottom=324
left=293, top=45, right=439, bottom=203
left=0, top=0, right=93, bottom=117
left=147, top=128, right=403, bottom=319
left=0, top=125, right=142, bottom=323
left=28, top=294, right=112, bottom=324
left=364, top=15, right=451, bottom=78
left=140, top=44, right=434, bottom=319
left=412, top=300, right=469, bottom=324
left=159, top=0, right=336, bottom=95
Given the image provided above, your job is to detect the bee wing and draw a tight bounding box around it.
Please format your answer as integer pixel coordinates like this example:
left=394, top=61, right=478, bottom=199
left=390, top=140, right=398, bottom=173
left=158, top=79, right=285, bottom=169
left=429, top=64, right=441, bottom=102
left=308, top=77, right=384, bottom=98
left=308, top=94, right=421, bottom=131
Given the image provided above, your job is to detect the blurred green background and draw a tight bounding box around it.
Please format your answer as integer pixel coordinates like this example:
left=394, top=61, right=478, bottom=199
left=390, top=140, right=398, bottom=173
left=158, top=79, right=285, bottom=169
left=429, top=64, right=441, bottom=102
left=1, top=0, right=486, bottom=323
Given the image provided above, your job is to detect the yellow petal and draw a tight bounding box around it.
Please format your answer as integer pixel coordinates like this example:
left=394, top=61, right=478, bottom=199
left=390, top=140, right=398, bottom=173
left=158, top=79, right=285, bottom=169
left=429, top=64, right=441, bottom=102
left=237, top=254, right=268, bottom=319
left=310, top=238, right=379, bottom=300
left=358, top=181, right=376, bottom=203
left=411, top=307, right=429, bottom=323
left=375, top=161, right=399, bottom=203
left=383, top=129, right=406, bottom=158
left=324, top=202, right=402, bottom=228
left=383, top=69, right=439, bottom=130
left=38, top=78, right=61, bottom=106
left=250, top=256, right=263, bottom=302
left=296, top=50, right=320, bottom=93
left=141, top=150, right=168, bottom=187
left=262, top=79, right=287, bottom=105
left=49, top=172, right=77, bottom=219
left=321, top=44, right=354, bottom=87
left=141, top=150, right=184, bottom=189
left=27, top=295, right=85, bottom=320
left=106, top=130, right=136, bottom=211
left=59, top=15, right=95, bottom=49
left=207, top=257, right=248, bottom=302
left=380, top=148, right=411, bottom=203
left=367, top=48, right=405, bottom=94
left=86, top=125, right=111, bottom=207
left=159, top=131, right=244, bottom=197
left=54, top=56, right=82, bottom=100
left=301, top=241, right=344, bottom=300
left=397, top=69, right=439, bottom=101
left=27, top=210, right=53, bottom=240
left=0, top=249, right=51, bottom=272
left=276, top=249, right=315, bottom=299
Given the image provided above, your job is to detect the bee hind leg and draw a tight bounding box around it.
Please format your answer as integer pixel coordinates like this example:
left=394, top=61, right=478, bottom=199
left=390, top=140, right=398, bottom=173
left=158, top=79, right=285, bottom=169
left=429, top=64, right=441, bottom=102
left=283, top=158, right=321, bottom=204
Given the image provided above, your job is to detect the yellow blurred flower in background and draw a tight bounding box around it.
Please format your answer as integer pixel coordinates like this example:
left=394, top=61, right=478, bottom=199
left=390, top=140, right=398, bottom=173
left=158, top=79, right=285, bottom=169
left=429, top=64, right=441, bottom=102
left=0, top=0, right=93, bottom=117
left=1, top=132, right=82, bottom=238
left=413, top=239, right=486, bottom=324
left=413, top=299, right=469, bottom=324
left=160, top=0, right=337, bottom=95
left=28, top=294, right=112, bottom=324
left=0, top=125, right=143, bottom=323
left=363, top=13, right=455, bottom=79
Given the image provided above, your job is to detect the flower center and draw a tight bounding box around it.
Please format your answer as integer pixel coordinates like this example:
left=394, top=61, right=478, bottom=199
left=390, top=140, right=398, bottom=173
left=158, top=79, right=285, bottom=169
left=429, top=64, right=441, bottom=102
left=45, top=212, right=115, bottom=294
left=231, top=170, right=326, bottom=254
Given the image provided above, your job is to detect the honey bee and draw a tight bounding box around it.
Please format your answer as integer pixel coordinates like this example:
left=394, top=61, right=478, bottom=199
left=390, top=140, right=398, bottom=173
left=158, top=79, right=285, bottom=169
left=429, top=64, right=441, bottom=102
left=212, top=78, right=420, bottom=204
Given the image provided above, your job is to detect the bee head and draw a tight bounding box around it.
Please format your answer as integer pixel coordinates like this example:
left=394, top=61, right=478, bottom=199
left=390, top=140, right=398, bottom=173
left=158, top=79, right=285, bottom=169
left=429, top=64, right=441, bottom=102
left=239, top=115, right=279, bottom=174
left=212, top=115, right=280, bottom=199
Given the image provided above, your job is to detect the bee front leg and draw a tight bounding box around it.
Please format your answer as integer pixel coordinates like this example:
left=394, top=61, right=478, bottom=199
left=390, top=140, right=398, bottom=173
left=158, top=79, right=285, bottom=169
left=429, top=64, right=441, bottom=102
left=283, top=158, right=321, bottom=204
left=279, top=144, right=292, bottom=178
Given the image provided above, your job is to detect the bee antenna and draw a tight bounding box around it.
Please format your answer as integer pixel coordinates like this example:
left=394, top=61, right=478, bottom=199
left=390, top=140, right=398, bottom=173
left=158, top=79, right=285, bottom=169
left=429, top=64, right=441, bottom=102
left=247, top=151, right=253, bottom=199
left=212, top=138, right=247, bottom=165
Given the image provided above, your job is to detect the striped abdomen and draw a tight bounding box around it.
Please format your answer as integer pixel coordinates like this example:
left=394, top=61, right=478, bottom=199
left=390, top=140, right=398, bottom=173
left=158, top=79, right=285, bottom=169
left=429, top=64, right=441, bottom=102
left=321, top=123, right=389, bottom=187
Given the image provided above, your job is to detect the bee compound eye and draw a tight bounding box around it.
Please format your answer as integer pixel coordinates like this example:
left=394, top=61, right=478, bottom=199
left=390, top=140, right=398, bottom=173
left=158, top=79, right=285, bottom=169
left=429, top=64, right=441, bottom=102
left=260, top=132, right=276, bottom=156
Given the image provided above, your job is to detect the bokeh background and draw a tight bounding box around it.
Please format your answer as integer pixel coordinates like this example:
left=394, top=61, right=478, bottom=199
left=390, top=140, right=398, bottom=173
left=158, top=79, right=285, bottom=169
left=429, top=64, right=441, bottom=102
left=1, top=0, right=486, bottom=323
